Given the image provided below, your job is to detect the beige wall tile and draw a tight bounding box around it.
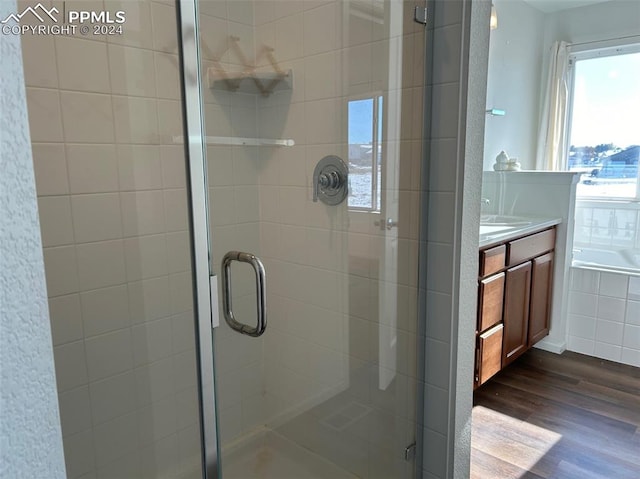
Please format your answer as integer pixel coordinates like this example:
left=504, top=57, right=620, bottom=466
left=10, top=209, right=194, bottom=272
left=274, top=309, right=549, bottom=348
left=105, top=0, right=154, bottom=49
left=62, top=429, right=95, bottom=478
left=55, top=37, right=111, bottom=93
left=76, top=240, right=127, bottom=291
left=154, top=53, right=181, bottom=100
left=89, top=371, right=137, bottom=425
left=22, top=33, right=58, bottom=88
left=53, top=340, right=88, bottom=392
left=32, top=143, right=69, bottom=196
left=165, top=231, right=191, bottom=274
left=123, top=234, right=168, bottom=281
left=128, top=276, right=171, bottom=324
left=38, top=196, right=74, bottom=247
left=108, top=44, right=157, bottom=97
left=163, top=189, right=189, bottom=232
left=80, top=285, right=131, bottom=338
left=92, top=411, right=138, bottom=467
left=132, top=318, right=173, bottom=367
left=43, top=245, right=79, bottom=297
left=112, top=96, right=159, bottom=144
left=303, top=3, right=339, bottom=56
left=26, top=88, right=64, bottom=142
left=199, top=14, right=229, bottom=61
left=58, top=386, right=92, bottom=436
left=117, top=145, right=163, bottom=191
left=159, top=146, right=186, bottom=188
left=60, top=91, right=115, bottom=143
left=151, top=2, right=178, bottom=54
left=199, top=0, right=228, bottom=19
left=157, top=100, right=183, bottom=140
left=275, top=13, right=303, bottom=61
left=67, top=144, right=119, bottom=194
left=120, top=191, right=166, bottom=236
left=84, top=329, right=133, bottom=382
left=71, top=193, right=123, bottom=243
left=48, top=294, right=84, bottom=346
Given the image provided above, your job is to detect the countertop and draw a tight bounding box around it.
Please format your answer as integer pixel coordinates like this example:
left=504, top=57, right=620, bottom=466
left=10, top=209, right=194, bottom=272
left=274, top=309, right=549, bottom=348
left=479, top=217, right=562, bottom=249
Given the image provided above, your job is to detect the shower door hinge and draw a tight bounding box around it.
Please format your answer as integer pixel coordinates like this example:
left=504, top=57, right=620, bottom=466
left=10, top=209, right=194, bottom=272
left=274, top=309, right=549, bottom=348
left=414, top=5, right=428, bottom=25
left=404, top=442, right=417, bottom=462
left=209, top=275, right=220, bottom=329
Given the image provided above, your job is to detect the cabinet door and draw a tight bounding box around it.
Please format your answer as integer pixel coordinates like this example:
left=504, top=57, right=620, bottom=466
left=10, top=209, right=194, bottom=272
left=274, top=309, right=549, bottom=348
left=476, top=323, right=503, bottom=386
left=503, top=261, right=531, bottom=367
left=478, top=272, right=505, bottom=332
left=529, top=252, right=554, bottom=346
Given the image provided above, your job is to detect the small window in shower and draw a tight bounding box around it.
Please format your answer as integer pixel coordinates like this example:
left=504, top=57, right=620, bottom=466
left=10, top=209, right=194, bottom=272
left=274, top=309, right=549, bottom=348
left=567, top=47, right=640, bottom=199
left=347, top=95, right=383, bottom=211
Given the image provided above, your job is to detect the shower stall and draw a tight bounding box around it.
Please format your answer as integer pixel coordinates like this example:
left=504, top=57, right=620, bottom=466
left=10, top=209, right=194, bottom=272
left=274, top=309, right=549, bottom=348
left=23, top=0, right=430, bottom=477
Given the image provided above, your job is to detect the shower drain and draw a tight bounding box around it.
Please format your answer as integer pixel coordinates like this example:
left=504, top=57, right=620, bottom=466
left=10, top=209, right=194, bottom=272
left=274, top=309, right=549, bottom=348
left=320, top=401, right=373, bottom=431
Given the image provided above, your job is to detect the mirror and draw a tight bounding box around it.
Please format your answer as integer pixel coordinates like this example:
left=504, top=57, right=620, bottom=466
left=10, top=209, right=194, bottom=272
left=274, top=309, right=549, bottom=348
left=483, top=0, right=640, bottom=172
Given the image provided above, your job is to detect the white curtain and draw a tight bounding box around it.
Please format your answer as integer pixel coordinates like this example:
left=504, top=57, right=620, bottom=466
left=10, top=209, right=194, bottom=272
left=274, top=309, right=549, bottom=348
left=536, top=41, right=570, bottom=171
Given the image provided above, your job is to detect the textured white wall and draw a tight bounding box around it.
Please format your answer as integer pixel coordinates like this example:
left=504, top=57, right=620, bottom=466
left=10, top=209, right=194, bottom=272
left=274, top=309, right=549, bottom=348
left=422, top=1, right=489, bottom=477
left=0, top=1, right=66, bottom=477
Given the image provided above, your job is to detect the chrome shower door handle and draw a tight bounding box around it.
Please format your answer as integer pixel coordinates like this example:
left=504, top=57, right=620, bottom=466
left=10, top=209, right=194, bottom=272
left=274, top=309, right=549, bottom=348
left=221, top=251, right=267, bottom=337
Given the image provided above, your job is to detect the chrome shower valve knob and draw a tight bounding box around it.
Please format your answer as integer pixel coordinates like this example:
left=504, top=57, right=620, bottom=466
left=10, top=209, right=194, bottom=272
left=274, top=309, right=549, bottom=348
left=312, top=155, right=349, bottom=206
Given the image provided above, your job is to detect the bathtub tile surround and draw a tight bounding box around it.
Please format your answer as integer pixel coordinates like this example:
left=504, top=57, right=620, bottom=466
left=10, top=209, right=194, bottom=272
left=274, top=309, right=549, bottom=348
left=575, top=200, right=640, bottom=251
left=568, top=270, right=640, bottom=366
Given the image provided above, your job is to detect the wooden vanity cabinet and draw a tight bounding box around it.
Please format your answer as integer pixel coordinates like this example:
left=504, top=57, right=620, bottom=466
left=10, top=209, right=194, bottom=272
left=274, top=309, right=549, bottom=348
left=474, top=227, right=556, bottom=388
left=528, top=252, right=554, bottom=345
left=503, top=261, right=531, bottom=367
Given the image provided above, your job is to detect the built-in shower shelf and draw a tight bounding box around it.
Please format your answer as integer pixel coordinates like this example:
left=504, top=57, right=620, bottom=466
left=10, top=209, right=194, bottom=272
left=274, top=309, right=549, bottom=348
left=172, top=136, right=295, bottom=147
left=207, top=68, right=293, bottom=96
left=206, top=136, right=294, bottom=147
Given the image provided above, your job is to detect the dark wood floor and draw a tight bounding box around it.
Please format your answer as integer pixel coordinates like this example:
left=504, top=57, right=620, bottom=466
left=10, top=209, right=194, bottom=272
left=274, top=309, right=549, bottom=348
left=471, top=349, right=640, bottom=479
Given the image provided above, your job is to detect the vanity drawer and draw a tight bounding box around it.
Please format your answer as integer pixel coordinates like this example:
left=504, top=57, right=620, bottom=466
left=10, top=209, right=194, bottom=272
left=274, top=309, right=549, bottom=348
left=477, top=323, right=503, bottom=386
left=478, top=272, right=505, bottom=332
left=480, top=245, right=506, bottom=277
left=508, top=228, right=555, bottom=266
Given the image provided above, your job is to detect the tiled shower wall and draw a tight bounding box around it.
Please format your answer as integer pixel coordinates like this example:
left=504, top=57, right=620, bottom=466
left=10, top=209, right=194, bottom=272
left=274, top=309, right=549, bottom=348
left=23, top=1, right=201, bottom=477
left=198, top=0, right=267, bottom=446
left=567, top=268, right=640, bottom=367
left=253, top=0, right=424, bottom=426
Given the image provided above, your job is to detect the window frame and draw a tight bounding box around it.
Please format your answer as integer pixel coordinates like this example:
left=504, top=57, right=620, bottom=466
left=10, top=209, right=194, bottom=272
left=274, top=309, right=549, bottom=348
left=346, top=92, right=384, bottom=213
left=565, top=39, right=640, bottom=201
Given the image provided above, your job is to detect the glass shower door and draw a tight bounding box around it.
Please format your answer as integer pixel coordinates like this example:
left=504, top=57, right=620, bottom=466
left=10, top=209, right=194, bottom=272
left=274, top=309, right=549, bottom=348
left=198, top=1, right=426, bottom=477
left=23, top=1, right=206, bottom=477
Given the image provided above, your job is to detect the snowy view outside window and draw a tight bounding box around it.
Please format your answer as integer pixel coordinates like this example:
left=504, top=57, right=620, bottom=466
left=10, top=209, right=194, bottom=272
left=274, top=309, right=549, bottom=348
left=347, top=96, right=382, bottom=211
left=568, top=50, right=640, bottom=198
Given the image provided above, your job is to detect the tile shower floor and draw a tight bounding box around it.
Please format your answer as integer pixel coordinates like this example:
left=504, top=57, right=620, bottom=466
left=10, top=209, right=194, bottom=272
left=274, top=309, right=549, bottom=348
left=224, top=369, right=413, bottom=479
left=224, top=430, right=357, bottom=479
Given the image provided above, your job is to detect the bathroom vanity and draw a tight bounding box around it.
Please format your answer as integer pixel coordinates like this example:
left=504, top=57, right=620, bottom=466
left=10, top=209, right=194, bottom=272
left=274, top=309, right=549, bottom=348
left=475, top=218, right=561, bottom=388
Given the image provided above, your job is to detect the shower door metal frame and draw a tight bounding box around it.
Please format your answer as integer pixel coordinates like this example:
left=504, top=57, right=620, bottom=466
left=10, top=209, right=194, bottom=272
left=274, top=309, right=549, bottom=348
left=176, top=1, right=220, bottom=478
left=176, top=0, right=435, bottom=477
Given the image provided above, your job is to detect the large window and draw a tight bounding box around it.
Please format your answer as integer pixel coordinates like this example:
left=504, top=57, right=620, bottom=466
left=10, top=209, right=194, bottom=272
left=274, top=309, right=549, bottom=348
left=567, top=46, right=640, bottom=199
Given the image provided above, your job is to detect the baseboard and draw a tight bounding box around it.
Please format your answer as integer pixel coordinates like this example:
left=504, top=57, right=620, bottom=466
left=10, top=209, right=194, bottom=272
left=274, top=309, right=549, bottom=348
left=534, top=338, right=566, bottom=354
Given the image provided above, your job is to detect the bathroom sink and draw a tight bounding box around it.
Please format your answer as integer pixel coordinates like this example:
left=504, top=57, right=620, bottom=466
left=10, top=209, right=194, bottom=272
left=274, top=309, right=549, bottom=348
left=479, top=225, right=518, bottom=236
left=480, top=215, right=533, bottom=226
